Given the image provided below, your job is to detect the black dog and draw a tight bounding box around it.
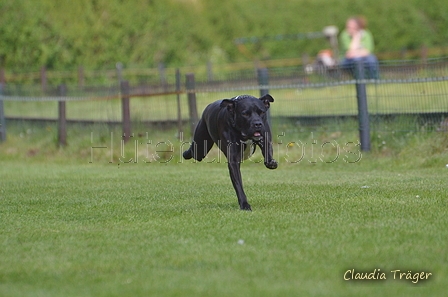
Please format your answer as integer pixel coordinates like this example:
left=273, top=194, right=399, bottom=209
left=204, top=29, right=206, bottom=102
left=183, top=94, right=278, bottom=210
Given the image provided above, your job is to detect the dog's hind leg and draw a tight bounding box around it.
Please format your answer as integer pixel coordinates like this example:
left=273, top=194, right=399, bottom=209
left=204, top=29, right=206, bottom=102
left=183, top=119, right=214, bottom=162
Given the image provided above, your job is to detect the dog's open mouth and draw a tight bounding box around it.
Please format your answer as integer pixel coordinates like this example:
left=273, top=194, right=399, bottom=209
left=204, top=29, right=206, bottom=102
left=252, top=131, right=262, bottom=141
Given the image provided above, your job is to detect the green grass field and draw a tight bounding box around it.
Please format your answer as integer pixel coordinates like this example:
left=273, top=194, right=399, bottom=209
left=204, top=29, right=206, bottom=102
left=1, top=160, right=447, bottom=297
left=1, top=120, right=447, bottom=296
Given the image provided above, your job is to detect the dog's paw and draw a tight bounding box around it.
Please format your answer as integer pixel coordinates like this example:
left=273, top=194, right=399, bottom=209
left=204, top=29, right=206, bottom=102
left=182, top=149, right=192, bottom=160
left=264, top=159, right=278, bottom=169
left=240, top=202, right=252, bottom=211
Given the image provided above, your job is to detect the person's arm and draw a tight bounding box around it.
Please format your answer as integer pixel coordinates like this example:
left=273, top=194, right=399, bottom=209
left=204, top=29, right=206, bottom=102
left=339, top=30, right=351, bottom=56
left=345, top=30, right=373, bottom=58
left=361, top=30, right=374, bottom=53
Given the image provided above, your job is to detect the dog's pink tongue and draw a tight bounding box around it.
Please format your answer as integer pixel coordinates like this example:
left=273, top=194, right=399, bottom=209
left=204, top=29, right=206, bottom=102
left=254, top=132, right=261, bottom=137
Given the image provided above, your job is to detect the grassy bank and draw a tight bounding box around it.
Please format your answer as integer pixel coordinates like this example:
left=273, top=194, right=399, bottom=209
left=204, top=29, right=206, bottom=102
left=1, top=117, right=447, bottom=167
left=2, top=0, right=448, bottom=73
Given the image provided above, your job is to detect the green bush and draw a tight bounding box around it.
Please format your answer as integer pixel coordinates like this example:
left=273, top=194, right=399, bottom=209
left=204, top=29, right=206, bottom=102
left=1, top=0, right=447, bottom=71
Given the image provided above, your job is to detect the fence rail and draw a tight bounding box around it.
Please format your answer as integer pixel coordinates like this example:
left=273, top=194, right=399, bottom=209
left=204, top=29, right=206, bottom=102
left=1, top=58, right=448, bottom=147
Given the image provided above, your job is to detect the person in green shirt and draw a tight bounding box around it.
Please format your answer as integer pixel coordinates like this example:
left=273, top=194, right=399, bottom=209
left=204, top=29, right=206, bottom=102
left=339, top=16, right=379, bottom=79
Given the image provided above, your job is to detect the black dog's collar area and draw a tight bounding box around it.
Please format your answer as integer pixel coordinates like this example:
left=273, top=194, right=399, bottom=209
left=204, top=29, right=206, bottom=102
left=240, top=139, right=256, bottom=160
left=241, top=139, right=253, bottom=145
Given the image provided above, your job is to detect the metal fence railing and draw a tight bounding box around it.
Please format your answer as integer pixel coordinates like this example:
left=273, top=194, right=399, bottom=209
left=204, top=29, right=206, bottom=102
left=1, top=58, right=448, bottom=146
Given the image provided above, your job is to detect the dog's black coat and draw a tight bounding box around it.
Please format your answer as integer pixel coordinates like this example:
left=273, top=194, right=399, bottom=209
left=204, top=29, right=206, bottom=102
left=183, top=94, right=277, bottom=210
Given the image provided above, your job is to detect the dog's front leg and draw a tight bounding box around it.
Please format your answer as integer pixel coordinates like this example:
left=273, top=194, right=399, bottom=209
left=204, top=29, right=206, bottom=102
left=227, top=161, right=251, bottom=210
left=259, top=131, right=278, bottom=169
left=225, top=141, right=251, bottom=211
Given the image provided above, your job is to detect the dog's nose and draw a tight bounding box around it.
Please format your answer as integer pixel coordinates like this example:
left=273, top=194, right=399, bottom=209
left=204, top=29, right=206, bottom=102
left=254, top=122, right=262, bottom=129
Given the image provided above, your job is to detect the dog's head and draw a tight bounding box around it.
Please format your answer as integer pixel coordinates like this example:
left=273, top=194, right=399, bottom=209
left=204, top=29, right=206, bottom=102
left=220, top=94, right=274, bottom=141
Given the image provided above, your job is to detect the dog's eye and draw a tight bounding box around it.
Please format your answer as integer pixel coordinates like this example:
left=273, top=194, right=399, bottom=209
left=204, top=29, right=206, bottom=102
left=241, top=111, right=250, bottom=116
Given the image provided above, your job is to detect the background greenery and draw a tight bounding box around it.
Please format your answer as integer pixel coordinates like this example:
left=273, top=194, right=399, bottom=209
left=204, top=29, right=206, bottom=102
left=1, top=0, right=448, bottom=71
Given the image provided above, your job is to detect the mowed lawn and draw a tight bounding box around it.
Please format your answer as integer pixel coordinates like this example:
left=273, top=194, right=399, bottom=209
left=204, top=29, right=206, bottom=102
left=0, top=160, right=447, bottom=297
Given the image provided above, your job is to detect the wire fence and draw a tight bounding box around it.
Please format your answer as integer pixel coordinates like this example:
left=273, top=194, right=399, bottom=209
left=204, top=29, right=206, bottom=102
left=1, top=57, right=448, bottom=145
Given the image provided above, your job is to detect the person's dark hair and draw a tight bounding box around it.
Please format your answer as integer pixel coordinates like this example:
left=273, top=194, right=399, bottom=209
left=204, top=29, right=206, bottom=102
left=355, top=16, right=367, bottom=29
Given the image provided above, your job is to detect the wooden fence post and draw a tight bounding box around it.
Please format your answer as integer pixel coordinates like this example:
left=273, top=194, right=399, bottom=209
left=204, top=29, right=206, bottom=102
left=41, top=66, right=47, bottom=93
left=355, top=61, right=371, bottom=152
left=78, top=66, right=85, bottom=88
left=57, top=84, right=67, bottom=146
left=158, top=63, right=168, bottom=92
left=257, top=68, right=269, bottom=97
left=207, top=61, right=214, bottom=82
left=421, top=45, right=428, bottom=64
left=0, top=68, right=5, bottom=85
left=257, top=68, right=271, bottom=124
left=0, top=82, right=6, bottom=143
left=176, top=69, right=183, bottom=137
left=186, top=73, right=198, bottom=136
left=400, top=48, right=407, bottom=60
left=121, top=80, right=131, bottom=143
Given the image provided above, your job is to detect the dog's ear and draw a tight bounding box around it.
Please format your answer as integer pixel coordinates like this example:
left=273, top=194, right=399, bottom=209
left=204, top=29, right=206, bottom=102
left=259, top=94, right=274, bottom=109
left=220, top=99, right=235, bottom=112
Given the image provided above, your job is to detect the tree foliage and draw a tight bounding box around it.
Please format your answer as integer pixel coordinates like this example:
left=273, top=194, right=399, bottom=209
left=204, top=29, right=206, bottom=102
left=0, top=0, right=446, bottom=71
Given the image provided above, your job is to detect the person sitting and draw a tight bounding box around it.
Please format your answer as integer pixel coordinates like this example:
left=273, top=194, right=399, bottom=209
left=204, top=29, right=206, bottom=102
left=339, top=16, right=379, bottom=79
